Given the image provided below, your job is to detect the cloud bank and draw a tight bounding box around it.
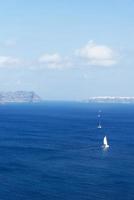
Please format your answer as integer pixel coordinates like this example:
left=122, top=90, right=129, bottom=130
left=0, top=41, right=118, bottom=69
left=38, top=53, right=72, bottom=69
left=0, top=56, right=20, bottom=67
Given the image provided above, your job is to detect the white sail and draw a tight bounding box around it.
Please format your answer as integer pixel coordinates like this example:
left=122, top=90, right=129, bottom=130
left=98, top=124, right=102, bottom=129
left=103, top=136, right=107, bottom=145
left=103, top=136, right=109, bottom=148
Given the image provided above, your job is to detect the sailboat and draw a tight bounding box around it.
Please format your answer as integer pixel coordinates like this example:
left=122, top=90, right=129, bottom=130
left=97, top=114, right=102, bottom=129
left=98, top=120, right=102, bottom=129
left=103, top=136, right=109, bottom=148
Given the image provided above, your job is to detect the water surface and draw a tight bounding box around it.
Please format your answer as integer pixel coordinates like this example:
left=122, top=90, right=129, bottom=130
left=0, top=102, right=133, bottom=200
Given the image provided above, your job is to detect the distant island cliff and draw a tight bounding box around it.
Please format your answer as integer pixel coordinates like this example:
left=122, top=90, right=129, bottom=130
left=0, top=91, right=41, bottom=104
left=87, top=96, right=134, bottom=103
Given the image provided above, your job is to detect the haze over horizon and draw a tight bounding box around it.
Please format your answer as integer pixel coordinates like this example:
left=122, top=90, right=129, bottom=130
left=0, top=0, right=134, bottom=100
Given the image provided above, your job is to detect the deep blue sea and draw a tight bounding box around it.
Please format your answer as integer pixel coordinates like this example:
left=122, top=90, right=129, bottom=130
left=0, top=102, right=134, bottom=200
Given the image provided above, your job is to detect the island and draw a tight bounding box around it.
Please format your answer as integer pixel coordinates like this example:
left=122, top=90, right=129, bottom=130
left=87, top=96, right=134, bottom=103
left=0, top=91, right=41, bottom=104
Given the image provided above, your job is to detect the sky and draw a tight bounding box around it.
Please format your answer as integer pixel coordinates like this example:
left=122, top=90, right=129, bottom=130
left=0, top=0, right=134, bottom=100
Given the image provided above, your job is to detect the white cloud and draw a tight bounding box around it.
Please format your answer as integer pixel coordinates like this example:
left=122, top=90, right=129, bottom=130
left=0, top=56, right=20, bottom=67
left=38, top=53, right=72, bottom=69
left=37, top=42, right=118, bottom=70
left=0, top=40, right=119, bottom=70
left=75, top=40, right=117, bottom=66
left=39, top=53, right=61, bottom=64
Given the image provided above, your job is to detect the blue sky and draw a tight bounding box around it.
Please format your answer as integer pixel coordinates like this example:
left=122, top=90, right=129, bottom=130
left=0, top=0, right=134, bottom=100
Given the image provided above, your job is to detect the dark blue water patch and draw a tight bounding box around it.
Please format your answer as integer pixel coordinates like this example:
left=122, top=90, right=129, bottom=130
left=0, top=102, right=133, bottom=199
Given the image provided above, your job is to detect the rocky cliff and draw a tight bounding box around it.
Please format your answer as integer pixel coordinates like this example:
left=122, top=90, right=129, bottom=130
left=87, top=96, right=134, bottom=103
left=0, top=91, right=41, bottom=103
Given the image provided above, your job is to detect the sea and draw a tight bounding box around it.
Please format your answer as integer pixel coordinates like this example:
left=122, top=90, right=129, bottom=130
left=0, top=102, right=134, bottom=200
